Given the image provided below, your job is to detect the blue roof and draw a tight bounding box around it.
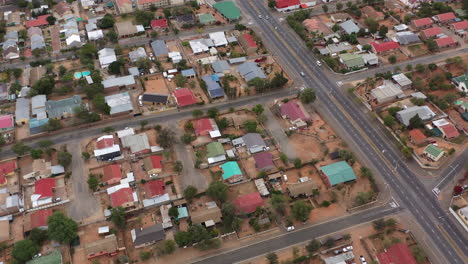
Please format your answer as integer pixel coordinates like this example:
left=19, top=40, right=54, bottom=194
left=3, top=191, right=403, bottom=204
left=181, top=68, right=196, bottom=77
left=29, top=118, right=49, bottom=128
left=177, top=207, right=189, bottom=219
left=202, top=75, right=224, bottom=99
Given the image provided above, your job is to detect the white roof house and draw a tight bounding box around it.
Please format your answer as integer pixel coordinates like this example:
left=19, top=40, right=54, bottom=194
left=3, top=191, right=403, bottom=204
left=189, top=38, right=213, bottom=54
left=105, top=92, right=133, bottom=115
left=121, top=133, right=150, bottom=154
left=87, top=29, right=103, bottom=40
left=102, top=75, right=135, bottom=89
left=98, top=48, right=117, bottom=68
left=370, top=80, right=403, bottom=104
left=117, top=127, right=135, bottom=138
left=209, top=32, right=228, bottom=47
left=129, top=47, right=147, bottom=62
left=392, top=73, right=412, bottom=88
left=168, top=52, right=182, bottom=63
left=66, top=34, right=81, bottom=47
left=396, top=106, right=436, bottom=126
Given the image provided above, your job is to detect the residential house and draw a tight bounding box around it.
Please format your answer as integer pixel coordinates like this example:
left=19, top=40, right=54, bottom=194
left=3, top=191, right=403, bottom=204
left=142, top=180, right=165, bottom=198
left=220, top=161, right=243, bottom=183
left=452, top=73, right=468, bottom=93
left=319, top=161, right=357, bottom=188
left=141, top=93, right=169, bottom=106
left=102, top=75, right=136, bottom=93
left=432, top=12, right=456, bottom=24
left=103, top=164, right=123, bottom=185
left=238, top=62, right=266, bottom=81
left=0, top=193, right=21, bottom=216
left=6, top=11, right=21, bottom=26
left=275, top=0, right=300, bottom=12
left=411, top=17, right=433, bottom=30
left=319, top=42, right=354, bottom=56
left=151, top=40, right=169, bottom=57
left=151, top=19, right=168, bottom=30
left=209, top=32, right=228, bottom=47
left=370, top=80, right=404, bottom=104
left=189, top=38, right=214, bottom=54
left=439, top=124, right=460, bottom=139
left=394, top=24, right=409, bottom=32
left=396, top=106, right=436, bottom=126
left=287, top=180, right=316, bottom=198
left=105, top=92, right=134, bottom=116
left=116, top=0, right=134, bottom=14
left=280, top=101, right=309, bottom=127
left=0, top=115, right=14, bottom=133
left=212, top=60, right=231, bottom=74
left=392, top=73, right=412, bottom=89
left=45, top=95, right=82, bottom=119
left=207, top=142, right=226, bottom=164
left=0, top=160, right=16, bottom=186
left=423, top=144, right=444, bottom=161
left=98, top=48, right=117, bottom=68
left=450, top=21, right=468, bottom=32
left=129, top=47, right=147, bottom=63
left=340, top=20, right=360, bottom=35
left=174, top=88, right=197, bottom=107
left=362, top=53, right=379, bottom=66
left=137, top=0, right=169, bottom=10
left=371, top=41, right=400, bottom=54
left=0, top=83, right=7, bottom=102
left=29, top=118, right=49, bottom=135
left=254, top=178, right=270, bottom=196
left=242, top=133, right=267, bottom=154
left=26, top=15, right=50, bottom=28
left=131, top=223, right=165, bottom=249
left=394, top=31, right=421, bottom=45
left=421, top=27, right=443, bottom=39
left=254, top=152, right=275, bottom=171
left=143, top=155, right=163, bottom=175
left=64, top=20, right=82, bottom=48
left=330, top=13, right=351, bottom=23
left=31, top=95, right=47, bottom=119
left=85, top=235, right=119, bottom=260
left=435, top=36, right=458, bottom=49
left=338, top=53, right=365, bottom=69
left=239, top=33, right=258, bottom=55
left=29, top=209, right=52, bottom=230
left=458, top=207, right=468, bottom=225
left=3, top=31, right=19, bottom=60
left=115, top=21, right=141, bottom=38
left=194, top=118, right=220, bottom=138
left=31, top=178, right=55, bottom=208
left=53, top=2, right=72, bottom=21
left=233, top=192, right=264, bottom=214
left=15, top=98, right=30, bottom=125
left=121, top=133, right=150, bottom=155
left=94, top=135, right=121, bottom=161
left=176, top=14, right=196, bottom=25
left=408, top=129, right=427, bottom=145
left=28, top=27, right=45, bottom=51
left=202, top=75, right=224, bottom=99
left=362, top=6, right=384, bottom=21
left=168, top=51, right=182, bottom=63
left=377, top=243, right=418, bottom=264
left=213, top=1, right=241, bottom=21
left=23, top=159, right=52, bottom=181
left=181, top=68, right=196, bottom=79
left=190, top=202, right=222, bottom=227
left=110, top=187, right=137, bottom=208
left=198, top=13, right=215, bottom=25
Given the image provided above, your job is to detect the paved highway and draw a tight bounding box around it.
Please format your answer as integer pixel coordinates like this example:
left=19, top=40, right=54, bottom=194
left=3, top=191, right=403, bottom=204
left=237, top=1, right=468, bottom=263
left=432, top=150, right=468, bottom=191
left=193, top=206, right=401, bottom=264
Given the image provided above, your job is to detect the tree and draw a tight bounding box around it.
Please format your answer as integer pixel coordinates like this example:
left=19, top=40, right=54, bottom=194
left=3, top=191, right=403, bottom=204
left=135, top=10, right=155, bottom=27
left=106, top=30, right=118, bottom=42
left=322, top=4, right=329, bottom=13
left=174, top=161, right=183, bottom=173
left=154, top=240, right=177, bottom=256
left=332, top=24, right=340, bottom=32
left=79, top=43, right=97, bottom=65
left=87, top=174, right=99, bottom=192
left=117, top=255, right=129, bottom=264
left=270, top=193, right=288, bottom=215
left=30, top=149, right=43, bottom=159
left=168, top=206, right=179, bottom=219
left=110, top=206, right=126, bottom=229
left=157, top=128, right=176, bottom=148
left=372, top=219, right=386, bottom=231
left=12, top=143, right=31, bottom=156
left=221, top=202, right=240, bottom=231
left=300, top=88, right=316, bottom=104
left=136, top=58, right=152, bottom=72
left=48, top=212, right=78, bottom=244
left=102, top=126, right=115, bottom=134
left=388, top=55, right=397, bottom=64
left=28, top=228, right=48, bottom=245
left=336, top=2, right=343, bottom=10
left=175, top=74, right=188, bottom=87
left=139, top=251, right=151, bottom=261
left=58, top=151, right=72, bottom=167
left=292, top=200, right=312, bottom=222
left=207, top=107, right=219, bottom=118
left=443, top=93, right=457, bottom=105
left=216, top=117, right=229, bottom=131
left=183, top=186, right=197, bottom=202
left=82, top=152, right=90, bottom=160
left=362, top=44, right=372, bottom=52
left=408, top=114, right=424, bottom=129
left=411, top=246, right=427, bottom=264
left=383, top=115, right=396, bottom=127
left=306, top=239, right=321, bottom=253
left=207, top=181, right=228, bottom=202
left=365, top=18, right=379, bottom=33
left=266, top=252, right=279, bottom=264
left=47, top=15, right=56, bottom=25
left=98, top=14, right=115, bottom=29
left=294, top=158, right=302, bottom=168
left=108, top=61, right=123, bottom=75
left=12, top=239, right=39, bottom=263
left=252, top=104, right=264, bottom=115
left=243, top=120, right=258, bottom=133
left=31, top=77, right=55, bottom=95
left=192, top=109, right=204, bottom=118
left=425, top=38, right=437, bottom=52
left=93, top=94, right=110, bottom=114
left=140, top=120, right=148, bottom=130
left=378, top=25, right=388, bottom=38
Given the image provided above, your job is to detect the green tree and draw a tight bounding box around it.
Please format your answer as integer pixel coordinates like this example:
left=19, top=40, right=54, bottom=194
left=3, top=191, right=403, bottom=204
left=207, top=107, right=219, bottom=118
left=383, top=115, right=396, bottom=127
left=216, top=117, right=229, bottom=131
left=180, top=133, right=195, bottom=144
left=12, top=239, right=39, bottom=263
left=243, top=120, right=258, bottom=133
left=294, top=158, right=302, bottom=168
left=192, top=109, right=204, bottom=118
left=93, top=94, right=110, bottom=114
left=365, top=17, right=379, bottom=33
left=425, top=38, right=437, bottom=52
left=31, top=77, right=55, bottom=95
left=79, top=43, right=97, bottom=65
left=140, top=120, right=148, bottom=130
left=28, top=228, right=48, bottom=246
left=135, top=10, right=155, bottom=27
left=362, top=44, right=372, bottom=52
left=98, top=14, right=115, bottom=29
left=117, top=255, right=129, bottom=264
left=102, top=126, right=115, bottom=134
left=300, top=88, right=316, bottom=104
left=291, top=200, right=312, bottom=222
left=175, top=74, right=188, bottom=87
left=30, top=149, right=43, bottom=159
left=87, top=174, right=99, bottom=192
left=12, top=143, right=31, bottom=156
left=48, top=212, right=78, bottom=244
left=252, top=104, right=264, bottom=115
left=221, top=202, right=241, bottom=231
left=322, top=4, right=329, bottom=13
left=336, top=2, right=343, bottom=10
left=266, top=252, right=279, bottom=264
left=108, top=61, right=123, bottom=75
left=174, top=161, right=183, bottom=173
left=388, top=55, right=397, bottom=64
left=207, top=181, right=228, bottom=202
left=183, top=186, right=198, bottom=202
left=408, top=114, right=424, bottom=129
left=169, top=206, right=179, bottom=219
left=110, top=206, right=126, bottom=229
left=106, top=30, right=118, bottom=42
left=306, top=239, right=321, bottom=253
left=157, top=128, right=176, bottom=148
left=82, top=152, right=91, bottom=160
left=136, top=58, right=152, bottom=72
left=412, top=246, right=427, bottom=264
left=47, top=15, right=56, bottom=25
left=154, top=240, right=177, bottom=256
left=270, top=193, right=288, bottom=215
left=443, top=93, right=457, bottom=105
left=58, top=151, right=72, bottom=167
left=373, top=219, right=386, bottom=231
left=378, top=25, right=388, bottom=37
left=139, top=251, right=151, bottom=261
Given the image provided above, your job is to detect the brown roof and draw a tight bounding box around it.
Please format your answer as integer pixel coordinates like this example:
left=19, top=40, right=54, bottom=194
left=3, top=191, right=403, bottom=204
left=190, top=206, right=222, bottom=225
left=115, top=21, right=138, bottom=37
left=0, top=220, right=10, bottom=242
left=54, top=2, right=71, bottom=16
left=287, top=180, right=316, bottom=197
left=85, top=235, right=118, bottom=256
left=32, top=159, right=52, bottom=176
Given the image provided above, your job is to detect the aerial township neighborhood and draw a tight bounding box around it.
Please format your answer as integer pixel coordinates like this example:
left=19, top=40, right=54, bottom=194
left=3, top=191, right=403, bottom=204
left=0, top=0, right=466, bottom=263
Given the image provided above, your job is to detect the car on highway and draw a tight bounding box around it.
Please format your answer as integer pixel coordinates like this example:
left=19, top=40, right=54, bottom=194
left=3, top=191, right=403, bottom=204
left=258, top=15, right=262, bottom=19
left=316, top=60, right=322, bottom=66
left=360, top=256, right=367, bottom=264
left=300, top=72, right=305, bottom=77
left=265, top=15, right=269, bottom=19
left=286, top=226, right=295, bottom=232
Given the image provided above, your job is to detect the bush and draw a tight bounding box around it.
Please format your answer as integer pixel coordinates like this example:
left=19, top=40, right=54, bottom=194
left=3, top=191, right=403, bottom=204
left=139, top=251, right=151, bottom=260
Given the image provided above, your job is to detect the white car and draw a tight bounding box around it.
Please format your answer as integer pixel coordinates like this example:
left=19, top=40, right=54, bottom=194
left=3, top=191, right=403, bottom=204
left=360, top=256, right=367, bottom=264
left=258, top=15, right=263, bottom=19
left=286, top=226, right=295, bottom=232
left=265, top=15, right=269, bottom=20
left=300, top=72, right=305, bottom=77
left=316, top=60, right=322, bottom=66
left=342, top=246, right=353, bottom=252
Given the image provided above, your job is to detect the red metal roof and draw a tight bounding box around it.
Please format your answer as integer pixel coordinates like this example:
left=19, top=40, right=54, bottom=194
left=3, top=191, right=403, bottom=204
left=103, top=164, right=122, bottom=183
left=253, top=152, right=274, bottom=169
left=110, top=187, right=134, bottom=207
left=96, top=137, right=114, bottom=149
left=412, top=17, right=433, bottom=27
left=0, top=160, right=16, bottom=185
left=280, top=101, right=308, bottom=122
left=435, top=12, right=456, bottom=22
left=440, top=124, right=460, bottom=139
left=174, top=88, right=197, bottom=107
left=30, top=209, right=52, bottom=229
left=151, top=19, right=168, bottom=29
left=242, top=33, right=258, bottom=48
left=26, top=15, right=50, bottom=28
left=371, top=41, right=400, bottom=53
left=408, top=129, right=427, bottom=142
left=435, top=36, right=456, bottom=47
left=143, top=180, right=165, bottom=198
left=0, top=115, right=13, bottom=129
left=194, top=118, right=214, bottom=136
left=422, top=27, right=442, bottom=37
left=34, top=178, right=55, bottom=198
left=149, top=155, right=163, bottom=169
left=377, top=243, right=418, bottom=264
left=233, top=192, right=264, bottom=214
left=276, top=0, right=300, bottom=8
left=452, top=21, right=468, bottom=30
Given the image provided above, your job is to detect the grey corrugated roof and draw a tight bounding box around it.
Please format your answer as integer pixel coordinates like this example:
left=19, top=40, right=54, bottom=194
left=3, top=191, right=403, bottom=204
left=237, top=62, right=266, bottom=81
left=31, top=95, right=46, bottom=109
left=16, top=98, right=30, bottom=121
left=5, top=31, right=18, bottom=41
left=212, top=60, right=230, bottom=73
left=395, top=32, right=420, bottom=45
left=129, top=47, right=147, bottom=62
left=102, top=75, right=135, bottom=89
left=45, top=95, right=82, bottom=119
left=151, top=40, right=169, bottom=56
left=340, top=20, right=360, bottom=34
left=132, top=224, right=165, bottom=246
left=396, top=106, right=436, bottom=126
left=31, top=35, right=45, bottom=50
left=105, top=92, right=133, bottom=115
left=242, top=133, right=266, bottom=149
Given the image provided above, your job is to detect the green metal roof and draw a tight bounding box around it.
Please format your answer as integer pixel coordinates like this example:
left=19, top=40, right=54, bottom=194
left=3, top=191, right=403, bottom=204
left=221, top=161, right=242, bottom=180
left=26, top=250, right=62, bottom=264
left=320, top=161, right=357, bottom=186
left=453, top=73, right=468, bottom=88
left=198, top=13, right=215, bottom=24
left=338, top=53, right=365, bottom=68
left=424, top=144, right=443, bottom=157
left=213, top=1, right=241, bottom=20
left=207, top=142, right=225, bottom=158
